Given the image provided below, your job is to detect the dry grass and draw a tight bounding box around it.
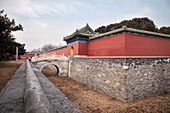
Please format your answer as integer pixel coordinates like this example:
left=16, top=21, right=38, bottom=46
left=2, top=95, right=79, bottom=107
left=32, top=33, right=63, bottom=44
left=43, top=68, right=170, bottom=113
left=0, top=59, right=25, bottom=92
left=42, top=67, right=57, bottom=77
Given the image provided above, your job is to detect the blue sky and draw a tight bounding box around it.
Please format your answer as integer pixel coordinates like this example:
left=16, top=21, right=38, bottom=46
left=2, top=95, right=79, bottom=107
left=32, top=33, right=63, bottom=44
left=0, top=0, right=170, bottom=51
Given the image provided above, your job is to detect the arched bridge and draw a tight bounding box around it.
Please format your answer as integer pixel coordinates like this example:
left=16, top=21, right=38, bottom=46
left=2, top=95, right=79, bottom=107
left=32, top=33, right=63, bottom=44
left=31, top=54, right=69, bottom=76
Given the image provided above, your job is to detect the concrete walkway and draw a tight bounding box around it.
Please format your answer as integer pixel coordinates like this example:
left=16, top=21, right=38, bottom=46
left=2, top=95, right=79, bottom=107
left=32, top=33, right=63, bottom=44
left=0, top=60, right=81, bottom=113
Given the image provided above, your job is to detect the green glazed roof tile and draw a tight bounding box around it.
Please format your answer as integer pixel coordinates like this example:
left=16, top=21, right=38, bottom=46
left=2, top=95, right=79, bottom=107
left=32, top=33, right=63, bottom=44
left=64, top=24, right=95, bottom=41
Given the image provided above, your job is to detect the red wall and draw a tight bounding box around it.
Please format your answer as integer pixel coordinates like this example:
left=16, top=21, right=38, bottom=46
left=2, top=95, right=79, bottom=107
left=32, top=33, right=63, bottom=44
left=39, top=33, right=170, bottom=57
left=45, top=47, right=69, bottom=56
left=78, top=42, right=88, bottom=56
left=88, top=34, right=126, bottom=56
left=21, top=54, right=35, bottom=58
left=125, top=34, right=170, bottom=56
left=67, top=42, right=79, bottom=56
left=42, top=42, right=88, bottom=56
left=67, top=42, right=88, bottom=56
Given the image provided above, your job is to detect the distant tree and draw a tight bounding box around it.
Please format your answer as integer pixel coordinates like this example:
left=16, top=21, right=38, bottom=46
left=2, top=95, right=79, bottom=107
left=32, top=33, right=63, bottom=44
left=41, top=44, right=58, bottom=52
left=0, top=10, right=25, bottom=60
left=95, top=17, right=158, bottom=33
left=95, top=26, right=107, bottom=33
left=27, top=48, right=41, bottom=54
left=159, top=26, right=170, bottom=35
left=29, top=44, right=62, bottom=53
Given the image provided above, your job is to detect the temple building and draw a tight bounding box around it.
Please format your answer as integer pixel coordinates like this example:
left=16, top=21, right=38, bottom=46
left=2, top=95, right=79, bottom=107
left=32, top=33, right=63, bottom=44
left=41, top=24, right=170, bottom=56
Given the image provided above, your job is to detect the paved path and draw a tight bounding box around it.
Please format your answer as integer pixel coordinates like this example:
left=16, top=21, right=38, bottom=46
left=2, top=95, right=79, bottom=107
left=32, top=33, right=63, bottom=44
left=0, top=60, right=81, bottom=113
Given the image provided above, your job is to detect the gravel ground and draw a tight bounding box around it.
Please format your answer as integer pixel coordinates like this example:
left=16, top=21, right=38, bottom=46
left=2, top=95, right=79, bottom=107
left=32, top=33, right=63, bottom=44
left=42, top=67, right=170, bottom=113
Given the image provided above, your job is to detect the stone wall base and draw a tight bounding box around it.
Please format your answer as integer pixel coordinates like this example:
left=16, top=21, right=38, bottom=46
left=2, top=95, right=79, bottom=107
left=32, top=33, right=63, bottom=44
left=69, top=57, right=170, bottom=102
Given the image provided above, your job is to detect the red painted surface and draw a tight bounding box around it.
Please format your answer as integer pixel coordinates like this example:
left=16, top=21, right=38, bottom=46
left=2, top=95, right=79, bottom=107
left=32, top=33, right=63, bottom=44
left=88, top=34, right=126, bottom=56
left=125, top=34, right=170, bottom=56
left=39, top=33, right=170, bottom=57
left=12, top=55, right=18, bottom=59
left=67, top=43, right=79, bottom=56
left=42, top=42, right=83, bottom=56
left=78, top=42, right=88, bottom=56
left=43, top=42, right=88, bottom=56
left=45, top=47, right=68, bottom=56
left=67, top=42, right=88, bottom=56
left=20, top=54, right=35, bottom=58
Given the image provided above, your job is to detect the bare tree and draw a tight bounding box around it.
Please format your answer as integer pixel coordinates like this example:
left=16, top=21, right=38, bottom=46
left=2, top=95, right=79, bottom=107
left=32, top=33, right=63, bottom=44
left=41, top=44, right=58, bottom=52
left=29, top=44, right=63, bottom=53
left=28, top=48, right=41, bottom=53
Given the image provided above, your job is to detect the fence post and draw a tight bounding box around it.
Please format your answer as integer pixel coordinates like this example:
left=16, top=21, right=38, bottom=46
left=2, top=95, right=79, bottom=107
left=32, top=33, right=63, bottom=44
left=16, top=47, right=18, bottom=62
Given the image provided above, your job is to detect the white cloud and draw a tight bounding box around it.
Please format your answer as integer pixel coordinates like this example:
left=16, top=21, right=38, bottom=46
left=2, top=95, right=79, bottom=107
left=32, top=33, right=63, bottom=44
left=125, top=7, right=154, bottom=18
left=0, top=0, right=79, bottom=18
left=35, top=21, right=49, bottom=28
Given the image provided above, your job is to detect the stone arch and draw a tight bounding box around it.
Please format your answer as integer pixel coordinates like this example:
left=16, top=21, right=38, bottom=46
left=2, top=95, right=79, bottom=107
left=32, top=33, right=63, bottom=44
left=40, top=62, right=60, bottom=76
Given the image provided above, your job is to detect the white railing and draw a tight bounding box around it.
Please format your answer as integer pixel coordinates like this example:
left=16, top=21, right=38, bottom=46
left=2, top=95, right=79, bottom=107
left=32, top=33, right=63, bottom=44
left=31, top=53, right=68, bottom=62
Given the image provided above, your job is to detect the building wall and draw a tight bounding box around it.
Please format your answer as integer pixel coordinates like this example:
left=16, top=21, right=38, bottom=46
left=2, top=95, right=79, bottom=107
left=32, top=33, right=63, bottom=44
left=67, top=42, right=79, bottom=56
left=41, top=42, right=88, bottom=56
left=78, top=42, right=88, bottom=56
left=88, top=34, right=126, bottom=56
left=67, top=42, right=88, bottom=56
left=88, top=33, right=170, bottom=56
left=124, top=58, right=170, bottom=101
left=45, top=47, right=68, bottom=56
left=125, top=34, right=170, bottom=56
left=21, top=54, right=35, bottom=58
left=69, top=57, right=170, bottom=102
left=39, top=33, right=170, bottom=57
left=69, top=57, right=127, bottom=102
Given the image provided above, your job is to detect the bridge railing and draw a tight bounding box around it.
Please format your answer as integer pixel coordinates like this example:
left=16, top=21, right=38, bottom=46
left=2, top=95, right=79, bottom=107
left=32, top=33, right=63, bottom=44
left=31, top=53, right=68, bottom=62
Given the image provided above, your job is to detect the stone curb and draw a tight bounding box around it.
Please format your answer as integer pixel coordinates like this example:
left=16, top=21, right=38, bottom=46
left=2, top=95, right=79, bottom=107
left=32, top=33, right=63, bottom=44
left=24, top=60, right=55, bottom=113
left=30, top=61, right=82, bottom=113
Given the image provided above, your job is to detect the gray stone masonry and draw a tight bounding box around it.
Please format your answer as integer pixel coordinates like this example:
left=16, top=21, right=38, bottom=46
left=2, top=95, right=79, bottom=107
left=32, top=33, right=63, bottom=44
left=25, top=60, right=55, bottom=113
left=30, top=62, right=82, bottom=113
left=69, top=57, right=170, bottom=102
left=33, top=60, right=69, bottom=76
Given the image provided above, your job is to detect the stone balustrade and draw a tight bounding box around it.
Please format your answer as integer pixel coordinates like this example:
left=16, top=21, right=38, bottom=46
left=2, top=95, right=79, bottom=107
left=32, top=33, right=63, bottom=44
left=31, top=54, right=68, bottom=62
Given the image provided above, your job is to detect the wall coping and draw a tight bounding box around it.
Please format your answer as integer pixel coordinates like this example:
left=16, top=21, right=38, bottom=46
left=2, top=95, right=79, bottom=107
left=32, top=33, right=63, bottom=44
left=70, top=56, right=170, bottom=59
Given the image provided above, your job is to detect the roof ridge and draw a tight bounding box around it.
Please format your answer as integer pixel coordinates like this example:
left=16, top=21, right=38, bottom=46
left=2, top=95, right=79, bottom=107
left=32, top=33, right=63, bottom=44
left=90, top=27, right=170, bottom=40
left=79, top=23, right=89, bottom=31
left=126, top=27, right=170, bottom=37
left=64, top=24, right=95, bottom=41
